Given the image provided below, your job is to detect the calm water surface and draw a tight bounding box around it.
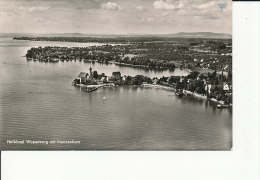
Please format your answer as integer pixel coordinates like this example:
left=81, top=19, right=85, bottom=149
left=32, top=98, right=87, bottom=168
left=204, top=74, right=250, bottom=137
left=0, top=38, right=232, bottom=150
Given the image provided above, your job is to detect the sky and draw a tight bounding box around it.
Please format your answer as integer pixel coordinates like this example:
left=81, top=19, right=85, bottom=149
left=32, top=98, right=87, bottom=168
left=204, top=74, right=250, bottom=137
left=0, top=0, right=232, bottom=34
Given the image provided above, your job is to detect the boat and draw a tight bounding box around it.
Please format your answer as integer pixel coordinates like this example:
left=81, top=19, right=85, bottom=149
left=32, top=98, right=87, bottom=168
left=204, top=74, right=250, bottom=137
left=217, top=104, right=230, bottom=109
left=176, top=89, right=184, bottom=96
left=84, top=59, right=91, bottom=63
left=85, top=87, right=98, bottom=93
left=183, top=92, right=188, bottom=96
left=176, top=92, right=184, bottom=96
left=103, top=96, right=106, bottom=100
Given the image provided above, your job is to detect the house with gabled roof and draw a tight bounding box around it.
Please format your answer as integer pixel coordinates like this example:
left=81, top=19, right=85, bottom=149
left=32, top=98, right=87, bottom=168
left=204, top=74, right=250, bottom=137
left=77, top=72, right=88, bottom=84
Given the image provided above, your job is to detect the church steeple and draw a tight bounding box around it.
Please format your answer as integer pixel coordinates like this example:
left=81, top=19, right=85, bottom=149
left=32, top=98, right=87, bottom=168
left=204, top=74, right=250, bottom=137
left=89, top=66, right=93, bottom=79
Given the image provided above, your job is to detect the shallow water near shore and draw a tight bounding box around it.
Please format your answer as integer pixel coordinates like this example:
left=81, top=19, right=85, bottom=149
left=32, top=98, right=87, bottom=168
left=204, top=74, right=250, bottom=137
left=0, top=38, right=232, bottom=150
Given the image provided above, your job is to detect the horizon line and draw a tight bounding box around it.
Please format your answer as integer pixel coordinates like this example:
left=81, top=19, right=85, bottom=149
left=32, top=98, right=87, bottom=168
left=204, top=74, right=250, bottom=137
left=0, top=32, right=232, bottom=36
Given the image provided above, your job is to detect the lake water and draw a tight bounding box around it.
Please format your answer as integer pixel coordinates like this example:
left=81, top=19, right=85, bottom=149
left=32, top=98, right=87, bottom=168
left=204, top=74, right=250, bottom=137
left=0, top=38, right=232, bottom=150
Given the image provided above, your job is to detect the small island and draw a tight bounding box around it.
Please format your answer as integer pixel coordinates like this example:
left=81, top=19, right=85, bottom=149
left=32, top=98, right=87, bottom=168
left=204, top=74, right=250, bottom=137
left=73, top=66, right=232, bottom=108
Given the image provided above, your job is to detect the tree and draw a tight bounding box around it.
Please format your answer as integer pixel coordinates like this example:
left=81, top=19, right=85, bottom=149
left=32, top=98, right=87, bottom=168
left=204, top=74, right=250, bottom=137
left=225, top=95, right=232, bottom=104
left=195, top=80, right=204, bottom=88
left=147, top=77, right=152, bottom=84
left=133, top=78, right=142, bottom=85
left=189, top=71, right=200, bottom=80
left=195, top=86, right=206, bottom=95
left=175, top=81, right=184, bottom=89
left=187, top=82, right=196, bottom=92
left=168, top=76, right=180, bottom=84
left=218, top=43, right=226, bottom=50
left=227, top=71, right=232, bottom=81
left=124, top=76, right=132, bottom=85
left=212, top=70, right=217, bottom=79
left=160, top=76, right=168, bottom=82
left=112, top=71, right=121, bottom=80
left=198, top=73, right=205, bottom=80
left=93, top=71, right=98, bottom=79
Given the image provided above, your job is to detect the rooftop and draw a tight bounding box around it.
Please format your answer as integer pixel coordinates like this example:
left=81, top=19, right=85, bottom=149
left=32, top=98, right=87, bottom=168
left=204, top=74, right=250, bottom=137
left=78, top=72, right=88, bottom=78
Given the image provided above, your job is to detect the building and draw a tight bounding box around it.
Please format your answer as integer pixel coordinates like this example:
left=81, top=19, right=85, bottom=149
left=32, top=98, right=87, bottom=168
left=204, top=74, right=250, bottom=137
left=89, top=66, right=93, bottom=80
left=100, top=76, right=108, bottom=83
left=223, top=83, right=231, bottom=91
left=152, top=78, right=159, bottom=85
left=205, top=84, right=212, bottom=94
left=76, top=67, right=94, bottom=84
left=77, top=72, right=88, bottom=84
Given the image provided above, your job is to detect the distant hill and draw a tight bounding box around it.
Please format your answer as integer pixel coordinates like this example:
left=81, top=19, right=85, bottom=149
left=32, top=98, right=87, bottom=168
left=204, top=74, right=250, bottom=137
left=164, top=32, right=232, bottom=39
left=50, top=32, right=232, bottom=39
left=1, top=32, right=231, bottom=39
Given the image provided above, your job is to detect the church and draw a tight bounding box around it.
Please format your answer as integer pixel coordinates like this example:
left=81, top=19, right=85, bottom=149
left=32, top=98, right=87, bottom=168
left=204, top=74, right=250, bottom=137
left=76, top=67, right=94, bottom=84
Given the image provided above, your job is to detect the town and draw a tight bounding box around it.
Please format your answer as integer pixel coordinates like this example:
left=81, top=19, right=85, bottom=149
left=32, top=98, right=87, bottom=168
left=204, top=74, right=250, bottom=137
left=73, top=66, right=232, bottom=108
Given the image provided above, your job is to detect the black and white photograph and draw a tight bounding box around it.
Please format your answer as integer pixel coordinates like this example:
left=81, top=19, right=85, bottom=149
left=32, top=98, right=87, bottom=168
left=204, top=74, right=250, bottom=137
left=0, top=0, right=232, bottom=150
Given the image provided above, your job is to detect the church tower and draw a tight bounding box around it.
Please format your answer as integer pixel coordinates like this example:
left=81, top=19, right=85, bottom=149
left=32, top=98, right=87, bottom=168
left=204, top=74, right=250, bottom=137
left=89, top=66, right=93, bottom=80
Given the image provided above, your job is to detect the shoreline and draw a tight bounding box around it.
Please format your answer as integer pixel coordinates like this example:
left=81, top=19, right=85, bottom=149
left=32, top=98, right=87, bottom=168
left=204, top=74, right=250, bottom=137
left=141, top=84, right=231, bottom=106
left=74, top=82, right=231, bottom=107
left=114, top=61, right=149, bottom=68
left=113, top=61, right=176, bottom=71
left=74, top=83, right=115, bottom=88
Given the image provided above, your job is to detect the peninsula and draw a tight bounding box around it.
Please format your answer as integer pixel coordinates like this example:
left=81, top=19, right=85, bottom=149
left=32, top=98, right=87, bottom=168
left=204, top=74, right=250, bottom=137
left=73, top=67, right=232, bottom=107
left=21, top=36, right=232, bottom=106
left=23, top=37, right=231, bottom=72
